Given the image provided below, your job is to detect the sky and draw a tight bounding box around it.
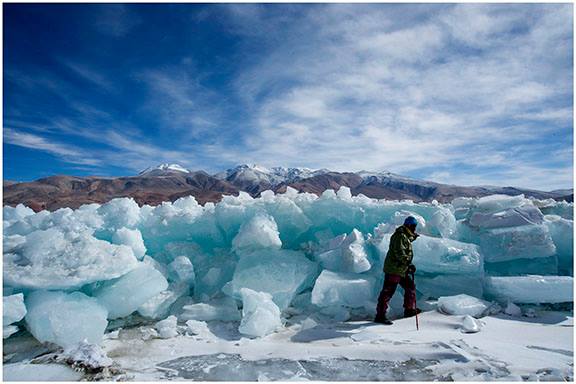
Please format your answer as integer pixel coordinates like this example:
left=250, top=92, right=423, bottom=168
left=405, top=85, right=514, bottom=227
left=3, top=3, right=574, bottom=190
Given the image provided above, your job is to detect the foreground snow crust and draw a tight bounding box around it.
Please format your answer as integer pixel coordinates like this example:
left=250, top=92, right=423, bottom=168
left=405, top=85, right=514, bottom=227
left=4, top=310, right=572, bottom=381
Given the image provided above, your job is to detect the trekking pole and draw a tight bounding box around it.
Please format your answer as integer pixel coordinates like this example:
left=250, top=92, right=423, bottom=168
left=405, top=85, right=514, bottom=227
left=411, top=271, right=419, bottom=331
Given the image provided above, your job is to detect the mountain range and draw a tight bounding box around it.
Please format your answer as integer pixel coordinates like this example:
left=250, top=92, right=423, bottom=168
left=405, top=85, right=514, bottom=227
left=3, top=163, right=572, bottom=211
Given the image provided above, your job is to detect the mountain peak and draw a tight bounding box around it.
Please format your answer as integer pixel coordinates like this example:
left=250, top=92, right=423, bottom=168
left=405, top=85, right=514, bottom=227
left=139, top=163, right=190, bottom=175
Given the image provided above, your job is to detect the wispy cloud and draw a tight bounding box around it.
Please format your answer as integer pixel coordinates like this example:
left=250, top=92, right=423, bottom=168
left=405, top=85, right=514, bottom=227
left=4, top=128, right=101, bottom=166
left=220, top=3, right=572, bottom=189
left=93, top=4, right=141, bottom=37
left=4, top=4, right=572, bottom=189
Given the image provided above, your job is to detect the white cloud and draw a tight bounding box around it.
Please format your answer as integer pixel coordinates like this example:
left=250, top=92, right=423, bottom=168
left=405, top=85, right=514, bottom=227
left=4, top=129, right=101, bottom=166
left=223, top=4, right=572, bottom=189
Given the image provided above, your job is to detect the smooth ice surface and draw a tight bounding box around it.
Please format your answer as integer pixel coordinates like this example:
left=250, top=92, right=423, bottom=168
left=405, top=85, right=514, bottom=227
left=228, top=249, right=317, bottom=310
left=167, top=256, right=195, bottom=285
left=3, top=325, right=19, bottom=339
left=468, top=205, right=544, bottom=229
left=4, top=228, right=139, bottom=289
left=93, top=264, right=168, bottom=319
left=478, top=224, right=556, bottom=262
left=416, top=275, right=483, bottom=299
left=25, top=290, right=108, bottom=348
left=3, top=363, right=84, bottom=381
left=112, top=227, right=147, bottom=260
left=475, top=194, right=528, bottom=214
left=311, top=270, right=377, bottom=309
left=545, top=215, right=574, bottom=274
left=484, top=276, right=573, bottom=303
left=315, top=229, right=371, bottom=273
left=138, top=283, right=188, bottom=319
left=179, top=297, right=241, bottom=322
left=157, top=353, right=437, bottom=381
left=3, top=293, right=26, bottom=326
left=504, top=302, right=522, bottom=317
left=238, top=288, right=282, bottom=338
left=437, top=294, right=490, bottom=318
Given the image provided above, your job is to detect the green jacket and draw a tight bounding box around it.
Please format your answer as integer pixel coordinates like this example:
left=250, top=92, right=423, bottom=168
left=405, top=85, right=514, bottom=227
left=383, top=225, right=417, bottom=275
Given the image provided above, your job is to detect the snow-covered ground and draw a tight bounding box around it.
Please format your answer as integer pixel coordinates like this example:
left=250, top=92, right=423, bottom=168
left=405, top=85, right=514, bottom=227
left=4, top=309, right=572, bottom=381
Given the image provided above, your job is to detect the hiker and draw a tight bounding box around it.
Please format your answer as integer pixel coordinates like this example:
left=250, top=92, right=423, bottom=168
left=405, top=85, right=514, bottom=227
left=374, top=216, right=422, bottom=325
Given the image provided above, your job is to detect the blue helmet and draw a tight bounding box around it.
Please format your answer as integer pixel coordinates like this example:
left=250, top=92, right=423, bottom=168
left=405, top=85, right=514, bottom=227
left=404, top=216, right=418, bottom=226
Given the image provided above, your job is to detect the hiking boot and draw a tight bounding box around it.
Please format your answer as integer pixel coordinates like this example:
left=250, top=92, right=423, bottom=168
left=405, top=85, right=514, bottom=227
left=403, top=308, right=422, bottom=318
left=374, top=316, right=393, bottom=325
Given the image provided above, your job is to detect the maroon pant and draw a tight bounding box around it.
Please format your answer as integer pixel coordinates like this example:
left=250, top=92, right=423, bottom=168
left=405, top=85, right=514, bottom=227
left=376, top=273, right=416, bottom=318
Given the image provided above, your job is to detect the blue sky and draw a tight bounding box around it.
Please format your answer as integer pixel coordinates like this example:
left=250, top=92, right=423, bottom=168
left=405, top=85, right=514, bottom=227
left=3, top=3, right=573, bottom=190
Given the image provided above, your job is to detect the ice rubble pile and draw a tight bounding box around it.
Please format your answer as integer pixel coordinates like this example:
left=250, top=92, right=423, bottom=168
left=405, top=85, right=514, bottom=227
left=3, top=188, right=573, bottom=346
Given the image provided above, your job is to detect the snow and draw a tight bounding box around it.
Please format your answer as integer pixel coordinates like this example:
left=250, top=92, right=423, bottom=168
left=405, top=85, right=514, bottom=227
left=214, top=164, right=330, bottom=186
left=460, top=315, right=483, bottom=333
left=63, top=341, right=113, bottom=369
left=139, top=163, right=190, bottom=175
left=88, top=310, right=572, bottom=381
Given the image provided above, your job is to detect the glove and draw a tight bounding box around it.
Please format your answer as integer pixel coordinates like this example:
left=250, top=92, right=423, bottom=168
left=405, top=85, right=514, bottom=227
left=407, top=264, right=416, bottom=274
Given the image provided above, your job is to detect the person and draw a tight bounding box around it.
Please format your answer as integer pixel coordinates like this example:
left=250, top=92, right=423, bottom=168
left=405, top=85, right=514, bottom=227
left=374, top=216, right=422, bottom=325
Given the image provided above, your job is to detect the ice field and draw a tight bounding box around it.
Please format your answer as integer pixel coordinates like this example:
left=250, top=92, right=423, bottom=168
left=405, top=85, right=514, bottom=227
left=2, top=188, right=574, bottom=381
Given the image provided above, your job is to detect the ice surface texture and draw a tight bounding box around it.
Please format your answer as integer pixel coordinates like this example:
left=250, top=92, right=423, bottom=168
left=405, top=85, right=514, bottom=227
left=25, top=291, right=108, bottom=348
left=2, top=191, right=573, bottom=344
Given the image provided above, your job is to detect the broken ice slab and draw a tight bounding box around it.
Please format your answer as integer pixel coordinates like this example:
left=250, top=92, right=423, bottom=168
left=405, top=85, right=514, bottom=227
left=179, top=296, right=241, bottom=322
left=3, top=293, right=26, bottom=326
left=416, top=275, right=483, bottom=299
left=228, top=249, right=318, bottom=310
left=238, top=288, right=283, bottom=337
left=232, top=213, right=282, bottom=255
left=437, top=294, right=491, bottom=318
left=544, top=215, right=574, bottom=275
left=478, top=224, right=556, bottom=263
left=314, top=229, right=371, bottom=273
left=112, top=227, right=147, bottom=260
left=484, top=276, right=573, bottom=304
left=373, top=234, right=483, bottom=275
left=93, top=264, right=168, bottom=319
left=4, top=228, right=139, bottom=290
left=311, top=270, right=378, bottom=309
left=484, top=255, right=558, bottom=276
left=468, top=205, right=544, bottom=229
left=25, top=290, right=108, bottom=348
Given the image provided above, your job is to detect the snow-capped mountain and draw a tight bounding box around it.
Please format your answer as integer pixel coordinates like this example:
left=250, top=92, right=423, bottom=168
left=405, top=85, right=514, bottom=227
left=138, top=163, right=191, bottom=176
left=213, top=164, right=332, bottom=193
left=3, top=163, right=572, bottom=211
